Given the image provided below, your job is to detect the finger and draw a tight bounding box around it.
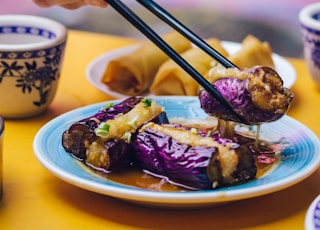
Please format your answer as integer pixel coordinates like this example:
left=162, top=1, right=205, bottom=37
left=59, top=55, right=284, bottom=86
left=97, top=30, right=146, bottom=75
left=33, top=0, right=87, bottom=9
left=32, top=0, right=51, bottom=7
left=84, top=0, right=108, bottom=8
left=59, top=2, right=87, bottom=10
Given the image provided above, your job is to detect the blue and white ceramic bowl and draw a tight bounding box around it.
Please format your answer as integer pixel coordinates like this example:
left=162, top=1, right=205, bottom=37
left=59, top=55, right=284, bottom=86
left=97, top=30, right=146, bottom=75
left=299, top=3, right=320, bottom=87
left=305, top=194, right=320, bottom=230
left=0, top=15, right=67, bottom=118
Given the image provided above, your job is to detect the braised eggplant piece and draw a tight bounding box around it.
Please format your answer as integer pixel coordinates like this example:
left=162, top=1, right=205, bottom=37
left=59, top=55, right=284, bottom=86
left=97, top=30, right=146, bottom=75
left=62, top=96, right=168, bottom=172
left=132, top=122, right=257, bottom=190
left=200, top=66, right=294, bottom=125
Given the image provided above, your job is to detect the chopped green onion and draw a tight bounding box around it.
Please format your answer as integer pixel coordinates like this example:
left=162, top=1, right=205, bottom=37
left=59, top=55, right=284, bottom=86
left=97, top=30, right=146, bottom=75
left=95, top=122, right=110, bottom=137
left=142, top=98, right=152, bottom=107
left=127, top=115, right=138, bottom=129
left=206, top=130, right=213, bottom=137
left=102, top=102, right=114, bottom=110
left=190, top=128, right=198, bottom=134
left=122, top=132, right=132, bottom=143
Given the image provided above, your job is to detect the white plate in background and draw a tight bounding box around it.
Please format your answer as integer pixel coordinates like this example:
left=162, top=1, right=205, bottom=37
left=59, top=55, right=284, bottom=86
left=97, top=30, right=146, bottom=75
left=86, top=42, right=296, bottom=98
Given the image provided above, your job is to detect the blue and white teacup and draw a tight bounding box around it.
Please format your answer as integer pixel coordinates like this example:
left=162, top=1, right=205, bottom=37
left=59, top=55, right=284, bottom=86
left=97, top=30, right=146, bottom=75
left=0, top=14, right=67, bottom=118
left=300, top=3, right=320, bottom=88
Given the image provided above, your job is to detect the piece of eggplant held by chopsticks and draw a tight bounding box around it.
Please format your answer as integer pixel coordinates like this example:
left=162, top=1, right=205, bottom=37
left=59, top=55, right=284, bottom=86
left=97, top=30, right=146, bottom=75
left=62, top=96, right=168, bottom=172
left=200, top=65, right=294, bottom=125
left=132, top=122, right=257, bottom=190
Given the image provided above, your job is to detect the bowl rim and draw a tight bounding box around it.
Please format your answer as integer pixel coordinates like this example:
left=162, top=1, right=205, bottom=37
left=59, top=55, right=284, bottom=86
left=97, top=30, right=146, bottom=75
left=299, top=3, right=320, bottom=31
left=0, top=14, right=67, bottom=51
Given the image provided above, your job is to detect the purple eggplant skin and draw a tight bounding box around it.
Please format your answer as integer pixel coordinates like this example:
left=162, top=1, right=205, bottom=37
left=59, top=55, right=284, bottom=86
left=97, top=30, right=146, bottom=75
left=62, top=96, right=168, bottom=172
left=79, top=96, right=144, bottom=131
left=62, top=96, right=143, bottom=160
left=132, top=125, right=215, bottom=189
left=199, top=66, right=294, bottom=125
left=132, top=123, right=257, bottom=190
left=62, top=124, right=133, bottom=172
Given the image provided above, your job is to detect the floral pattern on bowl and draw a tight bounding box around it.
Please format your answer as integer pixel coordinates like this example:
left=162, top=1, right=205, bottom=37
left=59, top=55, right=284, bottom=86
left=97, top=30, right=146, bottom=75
left=305, top=194, right=320, bottom=230
left=299, top=3, right=320, bottom=86
left=0, top=42, right=65, bottom=107
left=0, top=17, right=67, bottom=119
left=300, top=23, right=320, bottom=69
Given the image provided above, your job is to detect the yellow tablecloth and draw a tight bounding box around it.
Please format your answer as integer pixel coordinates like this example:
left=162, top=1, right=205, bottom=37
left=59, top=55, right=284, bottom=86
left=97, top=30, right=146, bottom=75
left=0, top=30, right=319, bottom=230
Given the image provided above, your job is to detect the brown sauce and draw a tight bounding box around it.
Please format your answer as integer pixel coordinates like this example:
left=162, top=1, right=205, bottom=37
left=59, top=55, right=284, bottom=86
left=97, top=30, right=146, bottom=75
left=103, top=168, right=184, bottom=192
left=85, top=151, right=279, bottom=192
left=80, top=123, right=281, bottom=192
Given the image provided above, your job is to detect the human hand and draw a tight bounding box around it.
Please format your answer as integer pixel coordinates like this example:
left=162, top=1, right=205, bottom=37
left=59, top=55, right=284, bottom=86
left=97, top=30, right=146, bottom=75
left=33, top=0, right=108, bottom=10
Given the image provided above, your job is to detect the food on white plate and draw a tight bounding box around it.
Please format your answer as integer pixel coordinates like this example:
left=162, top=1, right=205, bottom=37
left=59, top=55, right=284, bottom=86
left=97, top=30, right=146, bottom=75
left=228, top=34, right=275, bottom=69
left=100, top=30, right=192, bottom=96
left=100, top=33, right=276, bottom=97
left=150, top=38, right=228, bottom=96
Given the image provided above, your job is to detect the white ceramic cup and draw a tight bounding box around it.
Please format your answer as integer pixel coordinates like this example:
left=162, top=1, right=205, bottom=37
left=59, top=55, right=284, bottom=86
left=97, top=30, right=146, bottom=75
left=0, top=15, right=67, bottom=118
left=299, top=3, right=320, bottom=87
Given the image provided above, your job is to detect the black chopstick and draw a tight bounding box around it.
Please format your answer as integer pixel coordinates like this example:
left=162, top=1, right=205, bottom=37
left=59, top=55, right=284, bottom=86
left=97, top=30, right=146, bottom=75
left=105, top=0, right=245, bottom=123
left=137, top=0, right=237, bottom=69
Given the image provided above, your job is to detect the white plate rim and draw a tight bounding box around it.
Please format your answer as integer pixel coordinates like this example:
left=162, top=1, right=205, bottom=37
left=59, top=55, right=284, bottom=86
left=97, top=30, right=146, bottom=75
left=86, top=42, right=297, bottom=99
left=33, top=96, right=319, bottom=207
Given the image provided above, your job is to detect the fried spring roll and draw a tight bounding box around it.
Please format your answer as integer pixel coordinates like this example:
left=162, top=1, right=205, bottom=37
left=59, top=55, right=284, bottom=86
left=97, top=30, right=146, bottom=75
left=150, top=38, right=229, bottom=96
left=228, top=35, right=275, bottom=69
left=101, top=31, right=192, bottom=96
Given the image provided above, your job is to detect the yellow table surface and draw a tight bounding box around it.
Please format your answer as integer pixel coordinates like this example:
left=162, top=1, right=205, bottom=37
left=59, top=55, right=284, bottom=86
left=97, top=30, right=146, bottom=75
left=0, top=30, right=319, bottom=230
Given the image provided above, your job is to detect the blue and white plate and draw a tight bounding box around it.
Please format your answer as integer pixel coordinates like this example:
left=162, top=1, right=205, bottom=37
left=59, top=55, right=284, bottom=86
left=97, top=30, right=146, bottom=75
left=33, top=96, right=320, bottom=208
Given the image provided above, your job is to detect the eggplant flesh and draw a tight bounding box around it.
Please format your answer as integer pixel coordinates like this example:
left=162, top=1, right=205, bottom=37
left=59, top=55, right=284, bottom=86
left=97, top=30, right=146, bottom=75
left=62, top=96, right=168, bottom=172
left=62, top=96, right=143, bottom=158
left=132, top=122, right=257, bottom=190
left=200, top=66, right=294, bottom=125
